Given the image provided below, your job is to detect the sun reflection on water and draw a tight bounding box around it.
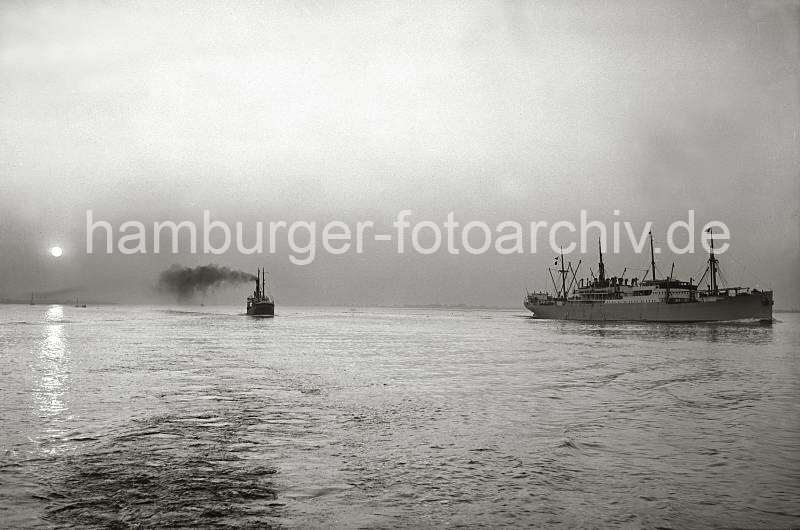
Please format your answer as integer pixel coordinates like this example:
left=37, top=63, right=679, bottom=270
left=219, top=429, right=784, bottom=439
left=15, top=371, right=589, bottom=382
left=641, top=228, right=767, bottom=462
left=33, top=305, right=71, bottom=453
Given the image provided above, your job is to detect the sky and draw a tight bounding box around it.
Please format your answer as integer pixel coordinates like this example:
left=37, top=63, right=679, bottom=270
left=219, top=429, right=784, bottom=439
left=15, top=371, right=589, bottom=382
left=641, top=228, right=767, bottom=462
left=1, top=0, right=799, bottom=308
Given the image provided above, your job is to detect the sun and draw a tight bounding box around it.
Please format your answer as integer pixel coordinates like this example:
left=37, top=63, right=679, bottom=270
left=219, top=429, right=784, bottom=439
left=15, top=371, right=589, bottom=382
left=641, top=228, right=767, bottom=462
left=49, top=246, right=63, bottom=257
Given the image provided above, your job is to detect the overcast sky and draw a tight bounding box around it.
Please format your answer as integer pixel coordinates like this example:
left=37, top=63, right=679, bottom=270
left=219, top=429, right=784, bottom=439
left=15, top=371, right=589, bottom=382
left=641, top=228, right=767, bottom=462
left=1, top=1, right=798, bottom=307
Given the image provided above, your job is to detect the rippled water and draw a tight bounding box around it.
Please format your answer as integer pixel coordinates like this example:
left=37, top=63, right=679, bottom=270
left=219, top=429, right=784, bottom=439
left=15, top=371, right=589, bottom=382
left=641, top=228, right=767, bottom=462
left=1, top=304, right=798, bottom=528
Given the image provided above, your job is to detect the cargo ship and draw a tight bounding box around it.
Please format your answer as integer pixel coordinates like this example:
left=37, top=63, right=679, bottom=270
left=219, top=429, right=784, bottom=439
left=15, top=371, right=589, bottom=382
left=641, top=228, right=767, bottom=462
left=524, top=230, right=773, bottom=322
left=246, top=267, right=274, bottom=317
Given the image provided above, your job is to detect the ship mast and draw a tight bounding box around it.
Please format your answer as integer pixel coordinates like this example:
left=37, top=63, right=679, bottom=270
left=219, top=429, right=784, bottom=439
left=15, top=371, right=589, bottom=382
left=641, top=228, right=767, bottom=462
left=708, top=228, right=718, bottom=293
left=597, top=238, right=605, bottom=284
left=649, top=231, right=656, bottom=282
left=559, top=247, right=568, bottom=301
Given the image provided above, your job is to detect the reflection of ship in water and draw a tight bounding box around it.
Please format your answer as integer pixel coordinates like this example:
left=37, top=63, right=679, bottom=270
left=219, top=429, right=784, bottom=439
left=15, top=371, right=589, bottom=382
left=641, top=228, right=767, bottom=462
left=246, top=268, right=274, bottom=317
left=525, top=230, right=773, bottom=322
left=551, top=318, right=774, bottom=345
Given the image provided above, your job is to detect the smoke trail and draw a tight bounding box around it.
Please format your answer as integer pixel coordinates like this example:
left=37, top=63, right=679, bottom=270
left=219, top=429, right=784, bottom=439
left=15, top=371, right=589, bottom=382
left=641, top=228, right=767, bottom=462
left=158, top=264, right=256, bottom=301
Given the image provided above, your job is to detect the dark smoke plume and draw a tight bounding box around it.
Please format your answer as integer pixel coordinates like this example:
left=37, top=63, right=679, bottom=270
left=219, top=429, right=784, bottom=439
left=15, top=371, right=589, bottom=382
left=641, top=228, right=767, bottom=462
left=158, top=264, right=256, bottom=301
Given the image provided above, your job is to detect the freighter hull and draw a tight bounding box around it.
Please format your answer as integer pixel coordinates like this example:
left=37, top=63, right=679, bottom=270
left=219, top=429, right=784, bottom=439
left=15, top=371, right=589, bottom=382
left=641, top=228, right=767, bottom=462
left=525, top=292, right=772, bottom=322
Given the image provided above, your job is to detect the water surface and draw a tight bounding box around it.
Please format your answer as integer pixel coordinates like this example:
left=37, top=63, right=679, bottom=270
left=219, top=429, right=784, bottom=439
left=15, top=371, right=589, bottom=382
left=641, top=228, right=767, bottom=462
left=1, top=304, right=798, bottom=527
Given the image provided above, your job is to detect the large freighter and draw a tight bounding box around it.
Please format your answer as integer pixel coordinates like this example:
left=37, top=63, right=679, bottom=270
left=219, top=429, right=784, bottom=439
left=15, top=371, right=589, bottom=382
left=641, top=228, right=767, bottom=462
left=524, top=231, right=773, bottom=322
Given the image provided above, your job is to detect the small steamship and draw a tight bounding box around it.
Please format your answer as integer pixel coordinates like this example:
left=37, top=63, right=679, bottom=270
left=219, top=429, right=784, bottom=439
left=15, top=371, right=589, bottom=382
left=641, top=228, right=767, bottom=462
left=524, top=230, right=773, bottom=322
left=247, top=267, right=274, bottom=317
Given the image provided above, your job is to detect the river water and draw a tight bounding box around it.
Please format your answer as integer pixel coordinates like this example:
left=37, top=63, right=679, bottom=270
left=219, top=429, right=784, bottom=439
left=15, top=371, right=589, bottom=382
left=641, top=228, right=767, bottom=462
left=1, top=304, right=798, bottom=528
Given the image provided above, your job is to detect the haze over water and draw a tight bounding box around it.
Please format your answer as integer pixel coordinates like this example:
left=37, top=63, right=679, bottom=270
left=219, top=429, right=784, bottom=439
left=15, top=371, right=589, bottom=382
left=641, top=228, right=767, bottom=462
left=1, top=304, right=798, bottom=527
left=2, top=1, right=799, bottom=308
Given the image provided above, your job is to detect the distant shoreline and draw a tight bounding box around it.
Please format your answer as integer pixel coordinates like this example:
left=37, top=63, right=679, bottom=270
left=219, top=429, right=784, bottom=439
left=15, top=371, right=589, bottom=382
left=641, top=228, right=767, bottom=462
left=1, top=300, right=798, bottom=313
left=0, top=300, right=519, bottom=310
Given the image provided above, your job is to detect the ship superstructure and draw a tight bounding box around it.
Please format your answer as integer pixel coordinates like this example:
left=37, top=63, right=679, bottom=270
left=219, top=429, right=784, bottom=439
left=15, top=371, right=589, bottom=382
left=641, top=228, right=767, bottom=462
left=524, top=231, right=773, bottom=322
